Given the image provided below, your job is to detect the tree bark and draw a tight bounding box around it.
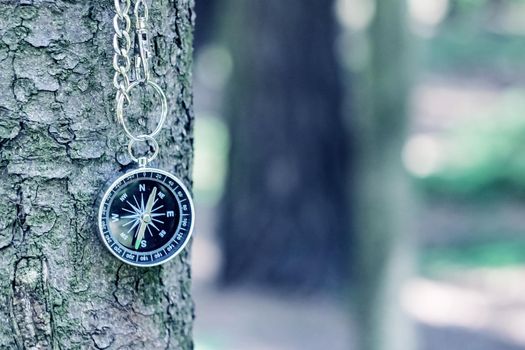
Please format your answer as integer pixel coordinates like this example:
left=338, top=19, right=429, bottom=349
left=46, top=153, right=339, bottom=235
left=349, top=0, right=416, bottom=350
left=218, top=0, right=348, bottom=291
left=0, top=1, right=195, bottom=349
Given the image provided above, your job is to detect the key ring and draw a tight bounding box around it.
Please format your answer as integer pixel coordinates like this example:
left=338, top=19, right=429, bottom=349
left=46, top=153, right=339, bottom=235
left=128, top=134, right=159, bottom=166
left=116, top=80, right=168, bottom=142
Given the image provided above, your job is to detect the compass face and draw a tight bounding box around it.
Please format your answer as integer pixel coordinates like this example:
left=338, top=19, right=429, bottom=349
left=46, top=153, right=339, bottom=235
left=98, top=168, right=194, bottom=267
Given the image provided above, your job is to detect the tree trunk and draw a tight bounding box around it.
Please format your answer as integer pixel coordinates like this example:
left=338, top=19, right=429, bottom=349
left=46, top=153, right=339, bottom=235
left=0, top=1, right=195, bottom=349
left=218, top=0, right=348, bottom=291
left=349, top=0, right=416, bottom=349
left=194, top=0, right=217, bottom=49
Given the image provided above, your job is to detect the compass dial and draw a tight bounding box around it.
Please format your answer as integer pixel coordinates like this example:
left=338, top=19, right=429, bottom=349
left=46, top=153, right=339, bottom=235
left=98, top=168, right=194, bottom=267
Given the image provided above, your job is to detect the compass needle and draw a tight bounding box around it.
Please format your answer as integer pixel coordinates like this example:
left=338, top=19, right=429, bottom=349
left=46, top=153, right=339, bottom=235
left=134, top=186, right=157, bottom=250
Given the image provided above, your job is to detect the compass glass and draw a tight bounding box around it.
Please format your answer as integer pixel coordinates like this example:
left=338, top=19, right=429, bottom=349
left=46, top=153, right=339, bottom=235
left=99, top=168, right=194, bottom=266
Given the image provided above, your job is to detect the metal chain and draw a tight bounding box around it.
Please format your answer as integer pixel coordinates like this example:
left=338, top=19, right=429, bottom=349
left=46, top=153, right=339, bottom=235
left=113, top=0, right=132, bottom=103
left=112, top=0, right=168, bottom=167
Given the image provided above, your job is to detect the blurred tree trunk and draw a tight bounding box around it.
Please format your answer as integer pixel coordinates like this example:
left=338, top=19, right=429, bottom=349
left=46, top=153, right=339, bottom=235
left=194, top=0, right=217, bottom=49
left=219, top=0, right=348, bottom=290
left=0, top=1, right=195, bottom=348
left=349, top=0, right=416, bottom=350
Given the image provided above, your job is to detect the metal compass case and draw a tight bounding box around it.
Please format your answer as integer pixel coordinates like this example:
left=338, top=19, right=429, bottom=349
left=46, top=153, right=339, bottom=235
left=98, top=0, right=195, bottom=267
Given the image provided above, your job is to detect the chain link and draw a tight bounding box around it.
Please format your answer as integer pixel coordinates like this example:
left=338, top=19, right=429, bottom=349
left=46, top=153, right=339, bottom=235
left=112, top=0, right=168, bottom=167
left=113, top=0, right=132, bottom=103
left=134, top=0, right=149, bottom=23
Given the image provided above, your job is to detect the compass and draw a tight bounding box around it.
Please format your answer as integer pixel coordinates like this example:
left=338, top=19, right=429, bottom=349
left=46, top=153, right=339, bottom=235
left=98, top=168, right=194, bottom=267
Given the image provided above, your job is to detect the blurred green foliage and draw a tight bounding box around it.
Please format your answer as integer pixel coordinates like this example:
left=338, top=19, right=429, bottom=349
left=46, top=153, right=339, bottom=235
left=418, top=92, right=525, bottom=198
left=422, top=239, right=525, bottom=273
left=193, top=115, right=230, bottom=205
left=416, top=0, right=525, bottom=198
left=453, top=0, right=491, bottom=13
left=414, top=0, right=525, bottom=273
left=425, top=30, right=525, bottom=75
left=425, top=0, right=525, bottom=74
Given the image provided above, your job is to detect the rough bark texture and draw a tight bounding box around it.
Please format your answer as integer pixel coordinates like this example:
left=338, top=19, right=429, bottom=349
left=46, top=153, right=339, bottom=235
left=349, top=0, right=416, bottom=349
left=0, top=1, right=195, bottom=349
left=218, top=0, right=348, bottom=291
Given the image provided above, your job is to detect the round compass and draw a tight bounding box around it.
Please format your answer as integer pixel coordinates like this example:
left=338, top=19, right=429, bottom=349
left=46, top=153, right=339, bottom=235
left=98, top=168, right=194, bottom=267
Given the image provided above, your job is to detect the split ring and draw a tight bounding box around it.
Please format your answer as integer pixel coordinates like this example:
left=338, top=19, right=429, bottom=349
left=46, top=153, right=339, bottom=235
left=116, top=80, right=168, bottom=141
left=128, top=134, right=159, bottom=164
